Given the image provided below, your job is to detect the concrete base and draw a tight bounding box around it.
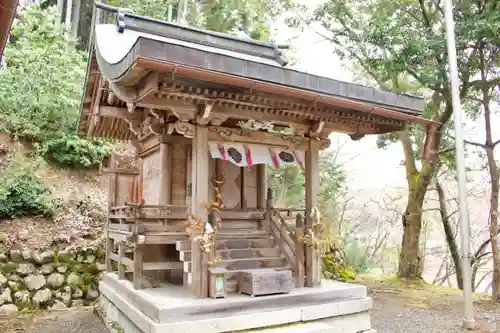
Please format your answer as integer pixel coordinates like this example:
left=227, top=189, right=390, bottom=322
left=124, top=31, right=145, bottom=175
left=99, top=273, right=376, bottom=333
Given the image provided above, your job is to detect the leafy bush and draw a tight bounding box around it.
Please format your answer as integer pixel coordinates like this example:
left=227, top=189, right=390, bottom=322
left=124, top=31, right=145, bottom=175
left=0, top=156, right=55, bottom=218
left=41, top=134, right=113, bottom=168
left=0, top=5, right=111, bottom=168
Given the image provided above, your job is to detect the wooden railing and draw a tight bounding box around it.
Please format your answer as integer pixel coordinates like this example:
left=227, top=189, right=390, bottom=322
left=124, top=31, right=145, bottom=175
left=109, top=203, right=188, bottom=220
left=268, top=208, right=306, bottom=287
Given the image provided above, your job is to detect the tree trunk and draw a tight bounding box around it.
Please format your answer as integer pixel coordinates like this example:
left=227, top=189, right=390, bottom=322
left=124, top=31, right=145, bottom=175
left=486, top=144, right=500, bottom=301
left=478, top=44, right=500, bottom=303
left=398, top=200, right=424, bottom=278
left=436, top=180, right=463, bottom=289
left=397, top=120, right=445, bottom=279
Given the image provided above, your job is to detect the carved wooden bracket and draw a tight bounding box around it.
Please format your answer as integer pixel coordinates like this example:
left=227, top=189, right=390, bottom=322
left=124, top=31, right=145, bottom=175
left=127, top=102, right=136, bottom=113
left=125, top=118, right=142, bottom=137
left=166, top=121, right=195, bottom=138
left=349, top=133, right=365, bottom=141
left=196, top=103, right=213, bottom=125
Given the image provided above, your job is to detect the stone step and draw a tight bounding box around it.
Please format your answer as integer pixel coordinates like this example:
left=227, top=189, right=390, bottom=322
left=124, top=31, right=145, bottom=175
left=216, top=230, right=271, bottom=239
left=223, top=256, right=288, bottom=271
left=176, top=238, right=276, bottom=252
left=183, top=257, right=289, bottom=274
left=216, top=238, right=276, bottom=250
left=179, top=247, right=281, bottom=262
left=226, top=266, right=292, bottom=281
left=218, top=247, right=281, bottom=260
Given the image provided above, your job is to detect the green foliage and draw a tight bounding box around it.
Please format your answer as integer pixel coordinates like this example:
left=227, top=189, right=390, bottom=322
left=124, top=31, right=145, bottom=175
left=268, top=164, right=304, bottom=208
left=107, top=0, right=293, bottom=41
left=268, top=150, right=346, bottom=210
left=41, top=134, right=113, bottom=168
left=322, top=252, right=356, bottom=280
left=0, top=156, right=55, bottom=218
left=0, top=5, right=111, bottom=168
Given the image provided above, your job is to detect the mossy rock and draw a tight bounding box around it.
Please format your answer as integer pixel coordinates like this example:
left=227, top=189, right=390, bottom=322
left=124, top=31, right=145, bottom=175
left=0, top=262, right=18, bottom=274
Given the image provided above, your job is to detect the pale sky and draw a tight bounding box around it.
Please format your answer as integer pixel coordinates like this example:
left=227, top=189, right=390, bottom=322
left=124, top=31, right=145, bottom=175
left=274, top=19, right=408, bottom=190
left=273, top=6, right=500, bottom=195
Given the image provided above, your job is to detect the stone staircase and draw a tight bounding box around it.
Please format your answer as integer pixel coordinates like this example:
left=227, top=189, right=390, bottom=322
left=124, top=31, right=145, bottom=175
left=176, top=229, right=290, bottom=292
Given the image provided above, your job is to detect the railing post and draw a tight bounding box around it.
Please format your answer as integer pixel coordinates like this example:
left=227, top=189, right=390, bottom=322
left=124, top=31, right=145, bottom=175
left=295, top=215, right=305, bottom=288
left=265, top=188, right=274, bottom=230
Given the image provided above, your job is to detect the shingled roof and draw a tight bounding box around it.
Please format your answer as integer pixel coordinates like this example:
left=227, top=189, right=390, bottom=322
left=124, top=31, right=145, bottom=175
left=78, top=3, right=438, bottom=157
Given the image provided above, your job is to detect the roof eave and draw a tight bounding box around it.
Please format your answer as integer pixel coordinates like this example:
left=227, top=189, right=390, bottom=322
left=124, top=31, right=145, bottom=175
left=0, top=0, right=18, bottom=63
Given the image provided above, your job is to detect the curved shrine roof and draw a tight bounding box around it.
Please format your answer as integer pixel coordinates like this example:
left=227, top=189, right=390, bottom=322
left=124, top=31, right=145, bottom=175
left=78, top=4, right=438, bottom=158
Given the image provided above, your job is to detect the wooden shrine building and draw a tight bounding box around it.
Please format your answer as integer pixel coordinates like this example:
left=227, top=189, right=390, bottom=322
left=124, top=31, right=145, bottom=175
left=78, top=3, right=437, bottom=332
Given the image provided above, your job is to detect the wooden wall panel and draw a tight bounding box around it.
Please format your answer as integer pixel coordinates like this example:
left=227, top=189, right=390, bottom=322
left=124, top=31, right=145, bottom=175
left=244, top=167, right=258, bottom=209
left=115, top=175, right=135, bottom=205
left=220, top=162, right=241, bottom=209
left=171, top=143, right=188, bottom=205
left=142, top=150, right=161, bottom=205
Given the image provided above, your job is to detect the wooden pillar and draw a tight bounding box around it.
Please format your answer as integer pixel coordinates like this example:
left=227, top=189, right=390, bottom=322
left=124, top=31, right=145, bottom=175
left=118, top=242, right=126, bottom=279
left=133, top=244, right=143, bottom=289
left=305, top=138, right=320, bottom=287
left=295, top=215, right=305, bottom=288
left=257, top=164, right=267, bottom=230
left=191, top=125, right=209, bottom=297
left=105, top=153, right=117, bottom=273
left=158, top=142, right=171, bottom=283
left=159, top=143, right=171, bottom=205
left=257, top=165, right=267, bottom=206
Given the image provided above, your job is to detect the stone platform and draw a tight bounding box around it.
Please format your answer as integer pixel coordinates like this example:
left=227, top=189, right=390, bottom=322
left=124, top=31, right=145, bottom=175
left=99, top=273, right=376, bottom=333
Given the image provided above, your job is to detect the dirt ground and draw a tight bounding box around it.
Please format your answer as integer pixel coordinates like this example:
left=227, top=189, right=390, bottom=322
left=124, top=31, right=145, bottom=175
left=0, top=278, right=499, bottom=333
left=364, top=277, right=500, bottom=332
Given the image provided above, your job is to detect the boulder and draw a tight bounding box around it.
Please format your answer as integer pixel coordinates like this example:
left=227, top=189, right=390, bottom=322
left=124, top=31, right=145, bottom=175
left=0, top=304, right=18, bottom=315
left=22, top=250, right=31, bottom=260
left=33, top=288, right=52, bottom=307
left=14, top=291, right=30, bottom=304
left=66, top=272, right=82, bottom=286
left=7, top=281, right=19, bottom=292
left=39, top=264, right=54, bottom=275
left=24, top=274, right=46, bottom=291
left=17, top=263, right=36, bottom=276
left=85, top=288, right=99, bottom=301
left=0, top=288, right=12, bottom=304
left=50, top=300, right=67, bottom=310
left=72, top=287, right=83, bottom=299
left=9, top=250, right=23, bottom=263
left=56, top=265, right=68, bottom=274
left=55, top=286, right=72, bottom=306
left=47, top=273, right=65, bottom=289
left=0, top=273, right=6, bottom=287
left=7, top=274, right=21, bottom=282
left=32, top=250, right=53, bottom=264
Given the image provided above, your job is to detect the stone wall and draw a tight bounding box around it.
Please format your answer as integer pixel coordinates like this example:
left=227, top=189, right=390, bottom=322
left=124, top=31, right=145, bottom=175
left=0, top=246, right=105, bottom=315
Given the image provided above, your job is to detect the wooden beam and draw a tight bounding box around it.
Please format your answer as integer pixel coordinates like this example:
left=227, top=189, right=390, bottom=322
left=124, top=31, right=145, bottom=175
left=142, top=261, right=183, bottom=271
left=88, top=76, right=104, bottom=136
left=305, top=138, right=320, bottom=288
left=138, top=95, right=197, bottom=120
left=108, top=72, right=160, bottom=103
left=311, top=121, right=325, bottom=136
left=207, top=125, right=330, bottom=151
